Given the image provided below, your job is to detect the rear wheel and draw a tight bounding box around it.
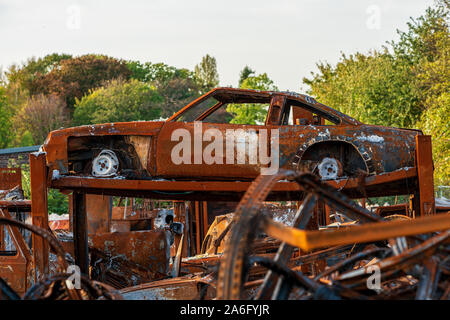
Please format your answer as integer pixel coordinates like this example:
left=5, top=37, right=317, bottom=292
left=297, top=141, right=367, bottom=180
left=317, top=157, right=343, bottom=180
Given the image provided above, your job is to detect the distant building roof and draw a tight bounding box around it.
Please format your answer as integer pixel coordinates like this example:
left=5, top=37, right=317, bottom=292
left=0, top=145, right=41, bottom=155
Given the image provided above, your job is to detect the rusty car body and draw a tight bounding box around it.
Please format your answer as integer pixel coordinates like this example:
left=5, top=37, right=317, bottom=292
left=42, top=88, right=420, bottom=186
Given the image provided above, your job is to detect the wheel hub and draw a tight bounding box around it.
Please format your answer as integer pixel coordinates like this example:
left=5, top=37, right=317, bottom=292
left=317, top=157, right=342, bottom=180
left=92, top=149, right=119, bottom=177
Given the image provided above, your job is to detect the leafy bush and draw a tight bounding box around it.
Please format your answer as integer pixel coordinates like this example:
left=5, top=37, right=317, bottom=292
left=73, top=78, right=163, bottom=125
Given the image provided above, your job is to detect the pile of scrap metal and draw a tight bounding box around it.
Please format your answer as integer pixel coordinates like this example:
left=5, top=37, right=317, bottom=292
left=216, top=170, right=450, bottom=300
left=0, top=214, right=122, bottom=300
left=2, top=169, right=449, bottom=300
left=104, top=171, right=450, bottom=300
left=52, top=197, right=178, bottom=290
left=2, top=87, right=448, bottom=300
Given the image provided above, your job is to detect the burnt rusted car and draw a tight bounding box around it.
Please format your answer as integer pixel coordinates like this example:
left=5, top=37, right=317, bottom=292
left=43, top=87, right=420, bottom=182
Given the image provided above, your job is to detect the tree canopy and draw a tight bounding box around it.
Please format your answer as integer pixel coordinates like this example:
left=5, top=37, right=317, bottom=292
left=29, top=54, right=131, bottom=111
left=303, top=0, right=449, bottom=185
left=16, top=94, right=69, bottom=144
left=194, top=54, right=220, bottom=93
left=127, top=60, right=201, bottom=118
left=0, top=87, right=13, bottom=148
left=227, top=69, right=278, bottom=125
left=73, top=78, right=163, bottom=125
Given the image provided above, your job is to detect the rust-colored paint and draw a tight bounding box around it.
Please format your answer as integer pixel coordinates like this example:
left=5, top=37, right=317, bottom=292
left=42, top=88, right=420, bottom=189
left=29, top=152, right=48, bottom=281
left=415, top=135, right=435, bottom=216
left=86, top=194, right=111, bottom=234
left=0, top=168, right=22, bottom=190
left=0, top=208, right=32, bottom=296
left=265, top=213, right=450, bottom=251
left=90, top=230, right=171, bottom=274
left=50, top=166, right=418, bottom=200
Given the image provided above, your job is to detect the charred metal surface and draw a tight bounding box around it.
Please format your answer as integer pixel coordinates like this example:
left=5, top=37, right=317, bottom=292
left=49, top=166, right=419, bottom=201
left=0, top=168, right=22, bottom=191
left=43, top=88, right=419, bottom=196
left=90, top=230, right=171, bottom=276
left=217, top=170, right=449, bottom=300
left=0, top=209, right=32, bottom=296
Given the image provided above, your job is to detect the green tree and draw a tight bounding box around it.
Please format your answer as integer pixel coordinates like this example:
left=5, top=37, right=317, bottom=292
left=390, top=0, right=449, bottom=65
left=227, top=69, right=278, bottom=125
left=238, top=66, right=255, bottom=86
left=15, top=94, right=69, bottom=144
left=303, top=0, right=449, bottom=185
left=0, top=87, right=13, bottom=148
left=4, top=53, right=72, bottom=106
left=127, top=61, right=201, bottom=118
left=414, top=1, right=450, bottom=185
left=419, top=93, right=449, bottom=186
left=194, top=54, right=219, bottom=93
left=47, top=189, right=69, bottom=215
left=30, top=54, right=131, bottom=111
left=73, top=78, right=163, bottom=125
left=303, top=51, right=421, bottom=127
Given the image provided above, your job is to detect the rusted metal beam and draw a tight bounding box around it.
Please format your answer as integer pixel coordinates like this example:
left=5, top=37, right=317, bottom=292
left=202, top=201, right=209, bottom=242
left=194, top=201, right=201, bottom=255
left=173, top=201, right=189, bottom=257
left=265, top=213, right=450, bottom=251
left=29, top=152, right=49, bottom=281
left=415, top=135, right=435, bottom=216
left=72, top=192, right=89, bottom=275
left=0, top=200, right=31, bottom=211
left=50, top=166, right=417, bottom=200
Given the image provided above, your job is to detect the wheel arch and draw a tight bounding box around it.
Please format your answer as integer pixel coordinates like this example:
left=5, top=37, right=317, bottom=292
left=293, top=139, right=374, bottom=176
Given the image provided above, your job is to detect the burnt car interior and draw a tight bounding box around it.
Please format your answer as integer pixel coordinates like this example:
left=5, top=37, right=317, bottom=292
left=281, top=99, right=341, bottom=125
left=67, top=135, right=149, bottom=178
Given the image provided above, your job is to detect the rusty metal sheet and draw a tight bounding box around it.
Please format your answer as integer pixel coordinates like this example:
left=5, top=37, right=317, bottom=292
left=42, top=88, right=420, bottom=199
left=0, top=168, right=22, bottom=190
left=0, top=209, right=32, bottom=296
left=90, top=230, right=171, bottom=274
left=119, top=274, right=216, bottom=300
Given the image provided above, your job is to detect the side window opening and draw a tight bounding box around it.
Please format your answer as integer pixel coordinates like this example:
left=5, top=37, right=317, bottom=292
left=202, top=102, right=270, bottom=125
left=282, top=100, right=339, bottom=126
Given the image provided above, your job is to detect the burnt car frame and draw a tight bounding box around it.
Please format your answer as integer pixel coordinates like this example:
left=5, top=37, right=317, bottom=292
left=43, top=87, right=420, bottom=185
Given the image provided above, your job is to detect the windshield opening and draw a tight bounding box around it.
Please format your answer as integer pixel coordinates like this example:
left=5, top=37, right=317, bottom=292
left=174, top=92, right=272, bottom=125
left=174, top=97, right=220, bottom=122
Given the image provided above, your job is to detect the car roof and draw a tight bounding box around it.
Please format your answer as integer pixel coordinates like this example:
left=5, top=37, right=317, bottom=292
left=168, top=87, right=361, bottom=125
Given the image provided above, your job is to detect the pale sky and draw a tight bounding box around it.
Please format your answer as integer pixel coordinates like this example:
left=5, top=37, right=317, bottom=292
left=0, top=0, right=434, bottom=91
